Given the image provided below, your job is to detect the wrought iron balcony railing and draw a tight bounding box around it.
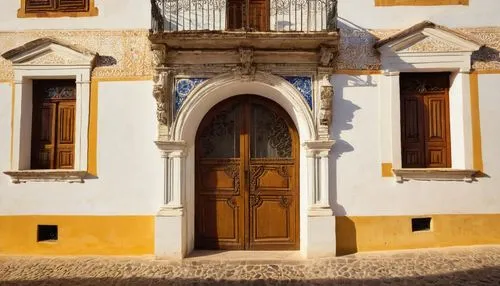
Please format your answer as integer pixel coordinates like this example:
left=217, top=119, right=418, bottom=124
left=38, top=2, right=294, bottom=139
left=151, top=0, right=337, bottom=33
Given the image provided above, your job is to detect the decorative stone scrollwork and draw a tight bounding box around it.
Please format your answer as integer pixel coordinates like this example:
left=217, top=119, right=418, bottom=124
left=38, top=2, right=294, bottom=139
left=319, top=45, right=336, bottom=67
left=153, top=71, right=173, bottom=126
left=318, top=74, right=334, bottom=139
left=234, top=47, right=256, bottom=81
left=151, top=43, right=167, bottom=67
left=319, top=85, right=333, bottom=126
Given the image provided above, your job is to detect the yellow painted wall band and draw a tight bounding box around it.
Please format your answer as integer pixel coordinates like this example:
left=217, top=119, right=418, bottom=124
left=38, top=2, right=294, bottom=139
left=375, top=0, right=468, bottom=6
left=0, top=215, right=154, bottom=255
left=337, top=214, right=500, bottom=255
left=381, top=163, right=393, bottom=177
left=470, top=72, right=484, bottom=173
left=87, top=80, right=98, bottom=176
left=10, top=82, right=15, bottom=170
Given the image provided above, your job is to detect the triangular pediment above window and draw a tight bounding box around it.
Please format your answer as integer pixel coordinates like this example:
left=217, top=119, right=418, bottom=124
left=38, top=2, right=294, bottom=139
left=375, top=21, right=483, bottom=54
left=1, top=38, right=96, bottom=67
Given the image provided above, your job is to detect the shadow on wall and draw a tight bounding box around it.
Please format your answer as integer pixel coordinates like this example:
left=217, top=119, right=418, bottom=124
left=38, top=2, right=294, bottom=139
left=1, top=266, right=499, bottom=285
left=329, top=75, right=377, bottom=255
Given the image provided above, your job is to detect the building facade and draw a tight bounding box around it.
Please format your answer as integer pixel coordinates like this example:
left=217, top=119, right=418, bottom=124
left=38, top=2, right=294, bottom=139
left=0, top=0, right=499, bottom=258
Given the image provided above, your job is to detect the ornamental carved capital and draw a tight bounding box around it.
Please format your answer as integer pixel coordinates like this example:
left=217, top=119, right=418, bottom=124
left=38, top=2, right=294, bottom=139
left=153, top=71, right=173, bottom=126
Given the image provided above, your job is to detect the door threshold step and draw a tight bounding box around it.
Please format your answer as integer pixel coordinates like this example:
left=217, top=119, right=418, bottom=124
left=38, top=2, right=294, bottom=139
left=184, top=250, right=304, bottom=263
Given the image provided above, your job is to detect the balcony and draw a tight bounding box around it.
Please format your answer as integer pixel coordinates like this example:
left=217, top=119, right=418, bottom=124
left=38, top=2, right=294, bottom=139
left=150, top=0, right=339, bottom=50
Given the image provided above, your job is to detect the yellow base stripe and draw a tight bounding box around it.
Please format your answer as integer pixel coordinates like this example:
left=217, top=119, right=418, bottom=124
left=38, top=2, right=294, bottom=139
left=336, top=214, right=500, bottom=255
left=0, top=216, right=154, bottom=255
left=375, top=0, right=468, bottom=6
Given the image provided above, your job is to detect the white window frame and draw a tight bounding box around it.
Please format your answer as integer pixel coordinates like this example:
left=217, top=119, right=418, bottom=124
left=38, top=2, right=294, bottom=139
left=2, top=41, right=95, bottom=183
left=377, top=27, right=482, bottom=182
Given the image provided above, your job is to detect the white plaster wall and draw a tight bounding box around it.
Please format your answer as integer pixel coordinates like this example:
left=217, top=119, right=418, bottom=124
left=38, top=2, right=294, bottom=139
left=0, top=83, right=12, bottom=173
left=338, top=0, right=500, bottom=29
left=0, top=81, right=164, bottom=215
left=331, top=74, right=500, bottom=216
left=0, top=0, right=150, bottom=31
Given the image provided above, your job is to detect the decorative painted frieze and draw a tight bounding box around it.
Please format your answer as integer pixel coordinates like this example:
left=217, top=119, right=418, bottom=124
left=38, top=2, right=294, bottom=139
left=175, top=78, right=207, bottom=112
left=0, top=30, right=153, bottom=81
left=284, top=76, right=313, bottom=108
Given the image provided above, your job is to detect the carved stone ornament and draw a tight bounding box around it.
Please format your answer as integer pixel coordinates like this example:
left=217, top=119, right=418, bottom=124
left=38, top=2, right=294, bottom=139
left=151, top=43, right=167, bottom=67
left=234, top=47, right=256, bottom=81
left=319, top=85, right=334, bottom=127
left=153, top=71, right=172, bottom=126
left=319, top=45, right=336, bottom=67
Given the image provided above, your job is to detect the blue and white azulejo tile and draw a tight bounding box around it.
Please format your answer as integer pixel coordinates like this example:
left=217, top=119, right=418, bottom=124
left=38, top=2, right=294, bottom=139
left=175, top=78, right=207, bottom=112
left=283, top=76, right=313, bottom=108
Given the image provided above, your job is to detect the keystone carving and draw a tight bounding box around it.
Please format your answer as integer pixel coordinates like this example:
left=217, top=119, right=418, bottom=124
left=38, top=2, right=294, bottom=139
left=234, top=47, right=256, bottom=81
left=153, top=71, right=173, bottom=126
left=319, top=45, right=336, bottom=67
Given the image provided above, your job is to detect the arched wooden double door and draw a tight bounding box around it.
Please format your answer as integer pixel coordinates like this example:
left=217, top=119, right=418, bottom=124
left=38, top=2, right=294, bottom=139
left=195, top=95, right=299, bottom=250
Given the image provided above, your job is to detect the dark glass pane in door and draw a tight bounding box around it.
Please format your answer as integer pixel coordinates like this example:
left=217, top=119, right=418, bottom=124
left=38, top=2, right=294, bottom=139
left=250, top=103, right=292, bottom=158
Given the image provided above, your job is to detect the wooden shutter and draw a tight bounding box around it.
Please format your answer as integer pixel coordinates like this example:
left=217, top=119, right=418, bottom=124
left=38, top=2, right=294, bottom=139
left=56, top=102, right=76, bottom=169
left=31, top=101, right=57, bottom=169
left=25, top=0, right=56, bottom=12
left=31, top=80, right=76, bottom=170
left=400, top=73, right=451, bottom=168
left=227, top=0, right=269, bottom=31
left=57, top=0, right=89, bottom=12
left=227, top=0, right=244, bottom=30
left=248, top=0, right=268, bottom=31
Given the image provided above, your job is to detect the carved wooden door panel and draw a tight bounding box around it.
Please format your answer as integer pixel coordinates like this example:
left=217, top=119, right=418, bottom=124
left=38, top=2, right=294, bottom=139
left=247, top=100, right=299, bottom=250
left=195, top=100, right=244, bottom=250
left=195, top=95, right=299, bottom=250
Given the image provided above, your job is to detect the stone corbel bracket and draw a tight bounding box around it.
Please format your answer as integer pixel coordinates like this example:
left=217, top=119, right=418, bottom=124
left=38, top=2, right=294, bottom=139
left=151, top=43, right=167, bottom=67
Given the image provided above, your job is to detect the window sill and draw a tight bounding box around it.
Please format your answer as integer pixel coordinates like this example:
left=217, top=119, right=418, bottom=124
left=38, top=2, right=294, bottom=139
left=392, top=168, right=479, bottom=183
left=3, top=170, right=87, bottom=184
left=17, top=8, right=98, bottom=18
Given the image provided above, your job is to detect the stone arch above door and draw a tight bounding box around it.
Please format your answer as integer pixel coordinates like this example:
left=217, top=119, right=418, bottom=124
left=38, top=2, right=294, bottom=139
left=153, top=71, right=336, bottom=259
left=170, top=71, right=317, bottom=143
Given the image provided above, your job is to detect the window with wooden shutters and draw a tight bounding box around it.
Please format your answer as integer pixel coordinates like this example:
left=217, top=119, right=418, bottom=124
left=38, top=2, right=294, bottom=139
left=25, top=0, right=88, bottom=12
left=227, top=0, right=269, bottom=31
left=19, top=0, right=97, bottom=17
left=400, top=73, right=451, bottom=168
left=31, top=80, right=76, bottom=170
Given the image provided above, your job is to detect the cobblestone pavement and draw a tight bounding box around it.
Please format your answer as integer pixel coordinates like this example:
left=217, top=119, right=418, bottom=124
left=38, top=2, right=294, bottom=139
left=0, top=246, right=499, bottom=285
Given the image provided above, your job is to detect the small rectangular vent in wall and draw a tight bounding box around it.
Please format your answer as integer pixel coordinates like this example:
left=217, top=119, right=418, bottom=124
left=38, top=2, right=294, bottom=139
left=37, top=225, right=58, bottom=242
left=412, top=217, right=431, bottom=232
